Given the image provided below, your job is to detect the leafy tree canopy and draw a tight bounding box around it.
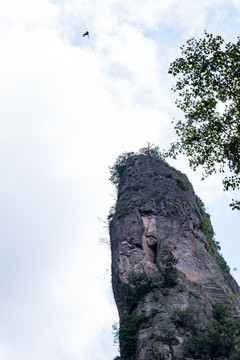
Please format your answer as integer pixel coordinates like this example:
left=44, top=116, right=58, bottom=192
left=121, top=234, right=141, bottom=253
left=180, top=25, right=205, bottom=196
left=167, top=31, right=240, bottom=209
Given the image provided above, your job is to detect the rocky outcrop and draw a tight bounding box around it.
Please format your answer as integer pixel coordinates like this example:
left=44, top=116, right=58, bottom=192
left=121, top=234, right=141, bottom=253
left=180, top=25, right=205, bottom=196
left=109, top=153, right=240, bottom=360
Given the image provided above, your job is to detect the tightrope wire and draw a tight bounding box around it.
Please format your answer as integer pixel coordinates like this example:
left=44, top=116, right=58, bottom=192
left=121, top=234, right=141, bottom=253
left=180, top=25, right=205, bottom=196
left=72, top=0, right=121, bottom=115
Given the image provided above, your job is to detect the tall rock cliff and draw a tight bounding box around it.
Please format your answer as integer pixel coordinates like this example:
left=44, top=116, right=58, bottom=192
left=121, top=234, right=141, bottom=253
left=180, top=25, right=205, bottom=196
left=109, top=152, right=240, bottom=360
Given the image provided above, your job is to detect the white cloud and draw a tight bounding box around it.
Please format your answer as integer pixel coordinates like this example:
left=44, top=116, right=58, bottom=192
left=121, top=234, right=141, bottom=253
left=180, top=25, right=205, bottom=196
left=0, top=346, right=9, bottom=360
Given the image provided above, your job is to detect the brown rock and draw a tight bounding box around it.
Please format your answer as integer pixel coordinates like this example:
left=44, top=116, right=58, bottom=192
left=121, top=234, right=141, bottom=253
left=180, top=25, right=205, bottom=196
left=109, top=154, right=240, bottom=360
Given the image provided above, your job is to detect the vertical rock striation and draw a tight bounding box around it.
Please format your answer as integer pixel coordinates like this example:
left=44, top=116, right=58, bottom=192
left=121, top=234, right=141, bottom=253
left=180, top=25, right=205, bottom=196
left=109, top=153, right=240, bottom=360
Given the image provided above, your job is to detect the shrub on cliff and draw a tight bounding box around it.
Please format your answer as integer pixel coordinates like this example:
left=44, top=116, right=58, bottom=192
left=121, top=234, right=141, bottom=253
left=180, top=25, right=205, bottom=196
left=110, top=151, right=135, bottom=189
left=109, top=145, right=164, bottom=189
left=184, top=303, right=240, bottom=359
left=172, top=307, right=199, bottom=333
left=119, top=312, right=149, bottom=360
left=122, top=272, right=157, bottom=312
left=161, top=254, right=179, bottom=287
left=117, top=273, right=159, bottom=359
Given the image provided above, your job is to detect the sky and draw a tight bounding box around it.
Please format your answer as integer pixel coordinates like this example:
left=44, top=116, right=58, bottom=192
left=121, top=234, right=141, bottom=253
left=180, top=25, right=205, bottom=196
left=0, top=0, right=240, bottom=359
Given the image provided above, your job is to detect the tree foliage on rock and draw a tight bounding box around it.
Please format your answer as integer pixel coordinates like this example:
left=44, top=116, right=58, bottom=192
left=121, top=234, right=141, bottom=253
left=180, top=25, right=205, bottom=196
left=167, top=31, right=240, bottom=209
left=184, top=302, right=240, bottom=359
left=109, top=144, right=163, bottom=190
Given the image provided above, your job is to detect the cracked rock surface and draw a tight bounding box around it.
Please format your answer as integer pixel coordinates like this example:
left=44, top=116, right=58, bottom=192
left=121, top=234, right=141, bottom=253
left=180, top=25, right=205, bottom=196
left=109, top=154, right=240, bottom=360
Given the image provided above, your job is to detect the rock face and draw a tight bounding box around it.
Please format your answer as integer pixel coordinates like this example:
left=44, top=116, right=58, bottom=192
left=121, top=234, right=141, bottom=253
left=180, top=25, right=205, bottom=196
left=109, top=154, right=240, bottom=360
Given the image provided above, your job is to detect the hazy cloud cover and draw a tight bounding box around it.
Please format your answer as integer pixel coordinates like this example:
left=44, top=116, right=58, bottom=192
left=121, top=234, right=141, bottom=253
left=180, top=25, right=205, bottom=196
left=0, top=0, right=239, bottom=359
